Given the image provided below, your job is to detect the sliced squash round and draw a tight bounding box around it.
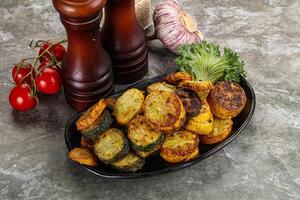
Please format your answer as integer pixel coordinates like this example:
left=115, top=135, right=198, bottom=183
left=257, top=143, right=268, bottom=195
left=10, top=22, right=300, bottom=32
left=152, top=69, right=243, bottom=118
left=207, top=81, right=247, bottom=119
left=186, top=99, right=214, bottom=135
left=175, top=88, right=202, bottom=117
left=113, top=88, right=144, bottom=125
left=199, top=118, right=233, bottom=144
left=147, top=82, right=176, bottom=93
left=135, top=140, right=163, bottom=158
left=76, top=99, right=107, bottom=131
left=111, top=152, right=145, bottom=172
left=160, top=130, right=199, bottom=163
left=94, top=128, right=130, bottom=164
left=143, top=91, right=186, bottom=132
left=81, top=110, right=113, bottom=139
left=128, top=115, right=164, bottom=152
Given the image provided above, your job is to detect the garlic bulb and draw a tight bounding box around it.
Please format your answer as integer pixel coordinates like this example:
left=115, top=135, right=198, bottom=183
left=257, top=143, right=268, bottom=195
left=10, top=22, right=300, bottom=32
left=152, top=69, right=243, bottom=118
left=153, top=0, right=204, bottom=54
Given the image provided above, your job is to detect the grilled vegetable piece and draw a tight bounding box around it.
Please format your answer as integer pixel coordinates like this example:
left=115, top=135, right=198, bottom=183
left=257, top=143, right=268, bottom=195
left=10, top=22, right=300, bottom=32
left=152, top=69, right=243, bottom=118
left=143, top=91, right=186, bottom=132
left=76, top=99, right=107, bottom=131
left=185, top=100, right=213, bottom=135
left=163, top=72, right=193, bottom=85
left=199, top=117, right=233, bottom=144
left=175, top=88, right=202, bottom=117
left=80, top=137, right=95, bottom=149
left=113, top=88, right=144, bottom=125
left=81, top=110, right=113, bottom=139
left=94, top=128, right=130, bottom=164
left=178, top=80, right=214, bottom=92
left=128, top=115, right=164, bottom=152
left=135, top=141, right=162, bottom=158
left=111, top=152, right=145, bottom=172
left=208, top=81, right=247, bottom=119
left=68, top=148, right=98, bottom=166
left=160, top=131, right=199, bottom=163
left=147, top=82, right=176, bottom=93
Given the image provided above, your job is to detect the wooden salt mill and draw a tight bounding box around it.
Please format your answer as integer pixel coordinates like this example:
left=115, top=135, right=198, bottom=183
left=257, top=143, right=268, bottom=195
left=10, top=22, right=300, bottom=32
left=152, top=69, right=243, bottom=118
left=53, top=0, right=113, bottom=111
left=101, top=0, right=148, bottom=84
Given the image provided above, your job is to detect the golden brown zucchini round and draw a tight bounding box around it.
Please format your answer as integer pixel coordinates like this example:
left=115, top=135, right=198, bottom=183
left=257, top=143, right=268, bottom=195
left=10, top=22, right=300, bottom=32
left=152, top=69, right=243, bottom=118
left=94, top=128, right=130, bottom=164
left=175, top=88, right=202, bottom=117
left=113, top=88, right=144, bottom=125
left=110, top=152, right=145, bottom=172
left=127, top=115, right=164, bottom=152
left=208, top=81, right=247, bottom=119
left=143, top=91, right=186, bottom=132
left=199, top=117, right=233, bottom=144
left=160, top=130, right=199, bottom=163
left=185, top=100, right=213, bottom=135
left=76, top=99, right=107, bottom=131
left=81, top=109, right=113, bottom=139
left=135, top=141, right=162, bottom=158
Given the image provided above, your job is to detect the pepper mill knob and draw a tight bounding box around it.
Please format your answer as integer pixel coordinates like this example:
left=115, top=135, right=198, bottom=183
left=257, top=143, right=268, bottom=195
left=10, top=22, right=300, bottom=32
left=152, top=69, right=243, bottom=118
left=53, top=0, right=113, bottom=111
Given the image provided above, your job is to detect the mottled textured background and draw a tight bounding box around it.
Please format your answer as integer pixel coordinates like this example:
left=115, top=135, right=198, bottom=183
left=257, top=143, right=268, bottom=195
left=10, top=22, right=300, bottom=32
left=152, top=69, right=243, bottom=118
left=1, top=0, right=300, bottom=199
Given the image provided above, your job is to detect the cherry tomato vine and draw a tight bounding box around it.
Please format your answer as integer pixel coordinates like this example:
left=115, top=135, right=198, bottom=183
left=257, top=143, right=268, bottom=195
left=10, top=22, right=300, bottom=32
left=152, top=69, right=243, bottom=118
left=8, top=39, right=67, bottom=111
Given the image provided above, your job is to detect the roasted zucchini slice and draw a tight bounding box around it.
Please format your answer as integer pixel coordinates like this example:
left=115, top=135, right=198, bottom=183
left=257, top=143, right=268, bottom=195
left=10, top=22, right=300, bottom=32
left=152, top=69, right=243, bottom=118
left=178, top=80, right=214, bottom=92
left=135, top=141, right=162, bottom=158
left=81, top=110, right=113, bottom=139
left=94, top=128, right=130, bottom=164
left=208, top=81, right=247, bottom=119
left=111, top=152, right=145, bottom=172
left=199, top=117, right=233, bottom=144
left=147, top=82, right=176, bottom=93
left=185, top=100, right=214, bottom=135
left=160, top=131, right=199, bottom=163
left=163, top=72, right=193, bottom=84
left=113, top=88, right=144, bottom=125
left=128, top=115, right=164, bottom=152
left=68, top=148, right=98, bottom=166
left=175, top=88, right=202, bottom=117
left=76, top=99, right=107, bottom=131
left=143, top=91, right=186, bottom=132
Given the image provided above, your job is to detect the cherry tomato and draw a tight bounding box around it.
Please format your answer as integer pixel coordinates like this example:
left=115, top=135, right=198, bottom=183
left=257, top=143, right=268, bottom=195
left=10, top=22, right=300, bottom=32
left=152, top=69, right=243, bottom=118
left=9, top=84, right=37, bottom=111
left=39, top=42, right=66, bottom=63
left=35, top=67, right=62, bottom=95
left=12, top=63, right=34, bottom=85
left=38, top=62, right=62, bottom=75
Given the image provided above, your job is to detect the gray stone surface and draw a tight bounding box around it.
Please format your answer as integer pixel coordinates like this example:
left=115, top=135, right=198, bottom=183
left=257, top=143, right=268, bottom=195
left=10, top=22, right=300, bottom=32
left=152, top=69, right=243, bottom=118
left=1, top=0, right=300, bottom=199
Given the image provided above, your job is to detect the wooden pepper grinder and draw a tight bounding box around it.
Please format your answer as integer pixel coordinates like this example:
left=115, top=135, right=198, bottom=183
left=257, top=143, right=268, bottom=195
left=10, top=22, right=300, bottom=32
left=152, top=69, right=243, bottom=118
left=101, top=0, right=148, bottom=84
left=53, top=0, right=113, bottom=111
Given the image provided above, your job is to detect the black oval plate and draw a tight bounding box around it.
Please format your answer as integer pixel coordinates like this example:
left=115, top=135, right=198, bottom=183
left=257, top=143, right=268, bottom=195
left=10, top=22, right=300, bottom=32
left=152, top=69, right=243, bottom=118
left=65, top=73, right=256, bottom=179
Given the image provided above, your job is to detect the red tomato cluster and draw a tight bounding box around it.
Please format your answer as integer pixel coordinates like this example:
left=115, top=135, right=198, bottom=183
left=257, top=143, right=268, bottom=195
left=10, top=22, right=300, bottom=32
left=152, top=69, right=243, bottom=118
left=9, top=41, right=66, bottom=111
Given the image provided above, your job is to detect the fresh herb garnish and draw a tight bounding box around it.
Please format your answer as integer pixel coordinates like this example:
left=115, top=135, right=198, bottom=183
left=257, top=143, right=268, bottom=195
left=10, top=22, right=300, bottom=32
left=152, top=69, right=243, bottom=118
left=176, top=41, right=246, bottom=83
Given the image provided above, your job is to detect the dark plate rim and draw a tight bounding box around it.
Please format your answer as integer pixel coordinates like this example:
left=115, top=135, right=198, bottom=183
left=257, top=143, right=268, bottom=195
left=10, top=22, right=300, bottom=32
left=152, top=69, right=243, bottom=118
left=65, top=73, right=256, bottom=179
